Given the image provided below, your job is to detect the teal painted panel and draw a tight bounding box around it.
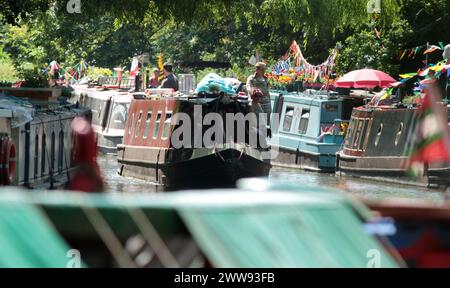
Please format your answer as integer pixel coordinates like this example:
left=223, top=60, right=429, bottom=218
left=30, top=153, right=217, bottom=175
left=0, top=202, right=75, bottom=268
left=180, top=202, right=399, bottom=268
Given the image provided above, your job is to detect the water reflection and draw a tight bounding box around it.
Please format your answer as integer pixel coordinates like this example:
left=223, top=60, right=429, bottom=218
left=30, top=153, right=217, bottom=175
left=270, top=167, right=444, bottom=201
left=98, top=154, right=163, bottom=194
left=98, top=155, right=445, bottom=201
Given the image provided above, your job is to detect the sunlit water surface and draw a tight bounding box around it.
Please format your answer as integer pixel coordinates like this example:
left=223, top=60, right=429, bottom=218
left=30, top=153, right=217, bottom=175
left=98, top=154, right=445, bottom=202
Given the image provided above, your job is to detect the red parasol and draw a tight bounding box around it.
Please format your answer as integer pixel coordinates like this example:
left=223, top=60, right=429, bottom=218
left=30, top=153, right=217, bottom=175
left=335, top=69, right=397, bottom=89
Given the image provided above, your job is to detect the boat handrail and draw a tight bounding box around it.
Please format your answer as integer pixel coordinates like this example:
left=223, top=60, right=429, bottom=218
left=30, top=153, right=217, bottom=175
left=270, top=89, right=339, bottom=100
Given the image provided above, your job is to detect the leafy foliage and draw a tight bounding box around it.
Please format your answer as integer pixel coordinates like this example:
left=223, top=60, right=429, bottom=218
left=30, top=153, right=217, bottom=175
left=336, top=20, right=414, bottom=76
left=0, top=0, right=50, bottom=24
left=0, top=0, right=448, bottom=81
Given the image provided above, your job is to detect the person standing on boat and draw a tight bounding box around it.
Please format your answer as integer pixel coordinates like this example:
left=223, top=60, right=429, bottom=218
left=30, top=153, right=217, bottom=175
left=442, top=44, right=450, bottom=100
left=159, top=63, right=179, bottom=91
left=148, top=68, right=160, bottom=88
left=246, top=62, right=272, bottom=128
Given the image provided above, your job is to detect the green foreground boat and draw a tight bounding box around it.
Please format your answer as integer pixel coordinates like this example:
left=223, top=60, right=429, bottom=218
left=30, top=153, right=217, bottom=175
left=0, top=180, right=401, bottom=268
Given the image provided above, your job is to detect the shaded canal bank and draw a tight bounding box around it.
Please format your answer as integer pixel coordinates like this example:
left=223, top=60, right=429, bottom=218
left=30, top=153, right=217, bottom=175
left=98, top=154, right=444, bottom=201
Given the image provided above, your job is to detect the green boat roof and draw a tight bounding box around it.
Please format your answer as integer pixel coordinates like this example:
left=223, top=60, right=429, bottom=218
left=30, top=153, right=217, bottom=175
left=0, top=200, right=74, bottom=268
left=0, top=185, right=400, bottom=268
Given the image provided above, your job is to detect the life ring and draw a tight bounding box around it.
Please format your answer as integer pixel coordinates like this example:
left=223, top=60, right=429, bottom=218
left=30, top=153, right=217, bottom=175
left=0, top=137, right=16, bottom=185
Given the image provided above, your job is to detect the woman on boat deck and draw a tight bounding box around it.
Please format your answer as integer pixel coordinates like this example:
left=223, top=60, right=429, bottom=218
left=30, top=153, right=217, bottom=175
left=442, top=44, right=450, bottom=100
left=148, top=68, right=160, bottom=88
left=246, top=62, right=272, bottom=127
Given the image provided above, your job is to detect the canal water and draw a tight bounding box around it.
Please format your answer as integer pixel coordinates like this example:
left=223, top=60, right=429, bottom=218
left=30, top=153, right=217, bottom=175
left=98, top=154, right=445, bottom=201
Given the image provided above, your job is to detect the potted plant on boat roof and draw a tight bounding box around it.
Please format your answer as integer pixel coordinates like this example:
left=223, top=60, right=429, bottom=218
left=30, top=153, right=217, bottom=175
left=1, top=67, right=63, bottom=99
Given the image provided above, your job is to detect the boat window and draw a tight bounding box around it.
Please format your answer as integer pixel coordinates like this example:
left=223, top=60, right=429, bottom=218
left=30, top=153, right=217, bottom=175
left=34, top=134, right=39, bottom=179
left=298, top=109, right=310, bottom=135
left=135, top=111, right=143, bottom=138
left=143, top=110, right=153, bottom=139
left=153, top=112, right=162, bottom=139
left=395, top=122, right=404, bottom=147
left=41, top=133, right=46, bottom=176
left=353, top=120, right=364, bottom=149
left=58, top=130, right=64, bottom=171
left=162, top=113, right=173, bottom=139
left=283, top=107, right=295, bottom=132
left=110, top=104, right=127, bottom=130
left=345, top=119, right=355, bottom=147
left=128, top=113, right=134, bottom=135
left=324, top=104, right=338, bottom=113
left=375, top=123, right=384, bottom=147
left=98, top=104, right=102, bottom=119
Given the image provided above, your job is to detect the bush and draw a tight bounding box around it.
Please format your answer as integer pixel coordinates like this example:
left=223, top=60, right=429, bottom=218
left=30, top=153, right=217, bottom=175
left=0, top=80, right=13, bottom=87
left=0, top=61, right=19, bottom=83
left=86, top=67, right=113, bottom=81
left=19, top=68, right=48, bottom=88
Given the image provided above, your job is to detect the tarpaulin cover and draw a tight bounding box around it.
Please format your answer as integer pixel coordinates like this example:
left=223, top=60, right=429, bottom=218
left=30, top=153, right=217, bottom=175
left=195, top=73, right=236, bottom=95
left=0, top=94, right=34, bottom=128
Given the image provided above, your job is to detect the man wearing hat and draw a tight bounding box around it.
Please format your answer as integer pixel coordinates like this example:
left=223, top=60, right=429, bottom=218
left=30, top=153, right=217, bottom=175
left=159, top=63, right=179, bottom=91
left=247, top=62, right=272, bottom=127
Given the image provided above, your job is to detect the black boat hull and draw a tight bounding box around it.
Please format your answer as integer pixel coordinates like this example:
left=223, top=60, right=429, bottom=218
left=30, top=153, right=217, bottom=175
left=118, top=148, right=271, bottom=190
left=271, top=145, right=336, bottom=173
left=337, top=107, right=450, bottom=188
left=337, top=153, right=450, bottom=188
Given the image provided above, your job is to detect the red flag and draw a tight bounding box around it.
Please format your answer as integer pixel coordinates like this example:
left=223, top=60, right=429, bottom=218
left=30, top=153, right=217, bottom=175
left=130, top=57, right=139, bottom=78
left=406, top=83, right=450, bottom=177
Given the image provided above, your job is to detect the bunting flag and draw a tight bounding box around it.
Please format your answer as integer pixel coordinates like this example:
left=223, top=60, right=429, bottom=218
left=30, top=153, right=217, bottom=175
left=414, top=46, right=422, bottom=57
left=157, top=53, right=165, bottom=81
left=400, top=43, right=447, bottom=60
left=400, top=50, right=407, bottom=60
left=399, top=73, right=417, bottom=79
left=370, top=88, right=394, bottom=107
left=405, top=83, right=450, bottom=178
left=130, top=57, right=139, bottom=78
left=424, top=45, right=443, bottom=55
left=380, top=88, right=394, bottom=101
left=271, top=40, right=339, bottom=84
left=157, top=53, right=164, bottom=72
left=49, top=61, right=60, bottom=75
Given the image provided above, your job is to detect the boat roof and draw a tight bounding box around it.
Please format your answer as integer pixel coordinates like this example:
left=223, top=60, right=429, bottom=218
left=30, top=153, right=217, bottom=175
left=270, top=90, right=344, bottom=104
left=0, top=184, right=399, bottom=268
left=0, top=199, right=75, bottom=268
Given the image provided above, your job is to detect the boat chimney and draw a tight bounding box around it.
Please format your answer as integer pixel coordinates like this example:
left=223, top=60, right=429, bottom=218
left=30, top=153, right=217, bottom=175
left=135, top=72, right=141, bottom=92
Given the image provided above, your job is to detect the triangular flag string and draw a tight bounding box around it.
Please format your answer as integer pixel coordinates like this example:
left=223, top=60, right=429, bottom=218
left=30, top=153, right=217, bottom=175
left=270, top=40, right=340, bottom=84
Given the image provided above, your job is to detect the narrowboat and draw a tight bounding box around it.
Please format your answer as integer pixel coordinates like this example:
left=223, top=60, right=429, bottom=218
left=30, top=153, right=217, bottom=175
left=117, top=90, right=271, bottom=189
left=269, top=89, right=364, bottom=172
left=74, top=77, right=134, bottom=154
left=0, top=92, right=87, bottom=189
left=336, top=106, right=450, bottom=187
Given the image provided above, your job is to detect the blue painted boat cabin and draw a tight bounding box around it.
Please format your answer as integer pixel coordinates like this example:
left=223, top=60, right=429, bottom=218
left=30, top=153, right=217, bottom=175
left=270, top=90, right=363, bottom=172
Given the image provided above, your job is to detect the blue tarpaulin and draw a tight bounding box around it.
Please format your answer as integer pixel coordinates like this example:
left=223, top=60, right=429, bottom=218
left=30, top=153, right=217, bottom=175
left=195, top=73, right=236, bottom=95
